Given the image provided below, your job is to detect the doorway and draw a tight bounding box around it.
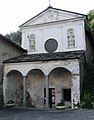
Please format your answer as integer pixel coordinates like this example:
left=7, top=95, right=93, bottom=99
left=63, top=89, right=71, bottom=101
left=44, top=88, right=55, bottom=108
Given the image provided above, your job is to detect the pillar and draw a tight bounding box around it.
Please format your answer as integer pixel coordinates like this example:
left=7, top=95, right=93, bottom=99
left=45, top=75, right=49, bottom=108
left=23, top=76, right=26, bottom=107
left=3, top=74, right=7, bottom=105
left=71, top=74, right=80, bottom=109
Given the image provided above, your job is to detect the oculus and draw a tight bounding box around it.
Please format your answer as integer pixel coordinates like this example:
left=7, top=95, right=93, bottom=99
left=44, top=38, right=58, bottom=53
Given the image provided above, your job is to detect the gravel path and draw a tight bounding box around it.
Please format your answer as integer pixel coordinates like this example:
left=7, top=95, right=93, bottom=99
left=0, top=108, right=94, bottom=120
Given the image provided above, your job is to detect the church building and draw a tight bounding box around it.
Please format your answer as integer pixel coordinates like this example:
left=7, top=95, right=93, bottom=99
left=3, top=6, right=94, bottom=109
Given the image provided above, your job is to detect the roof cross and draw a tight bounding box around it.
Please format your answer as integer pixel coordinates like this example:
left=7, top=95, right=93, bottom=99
left=48, top=0, right=51, bottom=7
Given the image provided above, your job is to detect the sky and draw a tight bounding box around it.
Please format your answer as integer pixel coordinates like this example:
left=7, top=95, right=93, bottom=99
left=0, top=0, right=94, bottom=35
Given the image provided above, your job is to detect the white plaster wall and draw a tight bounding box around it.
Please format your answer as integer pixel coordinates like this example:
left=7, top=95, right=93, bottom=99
left=43, top=27, right=62, bottom=53
left=62, top=22, right=85, bottom=52
left=21, top=19, right=86, bottom=54
left=22, top=30, right=43, bottom=53
left=27, top=9, right=82, bottom=26
left=4, top=59, right=79, bottom=77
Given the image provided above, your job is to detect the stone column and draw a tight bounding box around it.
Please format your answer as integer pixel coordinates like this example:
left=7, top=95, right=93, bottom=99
left=23, top=76, right=26, bottom=107
left=71, top=74, right=80, bottom=109
left=3, top=74, right=7, bottom=105
left=45, top=75, right=49, bottom=108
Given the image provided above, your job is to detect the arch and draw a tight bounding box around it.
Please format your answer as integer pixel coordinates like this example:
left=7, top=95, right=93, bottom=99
left=26, top=69, right=45, bottom=108
left=49, top=67, right=71, bottom=76
left=5, top=70, right=23, bottom=106
left=48, top=67, right=72, bottom=108
left=67, top=29, right=75, bottom=47
left=48, top=67, right=72, bottom=89
left=48, top=66, right=72, bottom=75
left=6, top=70, right=23, bottom=77
left=6, top=69, right=23, bottom=77
left=26, top=69, right=45, bottom=77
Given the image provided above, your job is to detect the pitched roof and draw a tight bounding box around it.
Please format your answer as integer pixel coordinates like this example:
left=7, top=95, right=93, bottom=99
left=19, top=6, right=86, bottom=27
left=4, top=50, right=85, bottom=63
left=0, top=34, right=27, bottom=53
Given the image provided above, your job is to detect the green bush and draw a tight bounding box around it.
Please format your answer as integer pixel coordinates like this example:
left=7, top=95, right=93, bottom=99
left=81, top=63, right=94, bottom=109
left=81, top=93, right=93, bottom=109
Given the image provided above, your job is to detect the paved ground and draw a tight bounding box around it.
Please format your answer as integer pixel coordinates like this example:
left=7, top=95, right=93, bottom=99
left=0, top=108, right=94, bottom=120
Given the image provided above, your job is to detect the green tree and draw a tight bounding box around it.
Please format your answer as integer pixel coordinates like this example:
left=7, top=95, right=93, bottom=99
left=5, top=30, right=22, bottom=46
left=81, top=64, right=94, bottom=109
left=86, top=10, right=94, bottom=38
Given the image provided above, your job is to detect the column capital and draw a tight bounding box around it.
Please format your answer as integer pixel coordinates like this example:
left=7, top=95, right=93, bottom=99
left=23, top=76, right=26, bottom=78
left=45, top=75, right=48, bottom=76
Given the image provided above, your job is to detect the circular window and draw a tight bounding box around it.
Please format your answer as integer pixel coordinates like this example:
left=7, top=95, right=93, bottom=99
left=44, top=38, right=58, bottom=53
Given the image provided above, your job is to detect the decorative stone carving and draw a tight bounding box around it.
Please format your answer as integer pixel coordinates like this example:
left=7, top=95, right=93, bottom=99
left=44, top=11, right=59, bottom=22
left=28, top=34, right=35, bottom=51
left=67, top=29, right=75, bottom=47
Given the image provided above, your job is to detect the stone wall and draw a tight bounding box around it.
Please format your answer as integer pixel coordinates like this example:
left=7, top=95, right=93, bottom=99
left=0, top=38, right=25, bottom=84
left=27, top=70, right=45, bottom=108
left=0, top=36, right=26, bottom=106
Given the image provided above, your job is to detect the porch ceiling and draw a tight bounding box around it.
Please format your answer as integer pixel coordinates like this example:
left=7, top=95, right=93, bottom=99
left=3, top=50, right=85, bottom=63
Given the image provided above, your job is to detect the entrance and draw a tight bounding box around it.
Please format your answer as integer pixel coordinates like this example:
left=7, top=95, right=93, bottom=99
left=63, top=89, right=71, bottom=101
left=44, top=88, right=55, bottom=108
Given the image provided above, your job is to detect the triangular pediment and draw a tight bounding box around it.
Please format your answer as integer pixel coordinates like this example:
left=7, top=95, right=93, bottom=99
left=20, top=7, right=86, bottom=27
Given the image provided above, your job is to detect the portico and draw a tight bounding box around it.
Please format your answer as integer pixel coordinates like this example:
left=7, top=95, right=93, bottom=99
left=3, top=51, right=81, bottom=109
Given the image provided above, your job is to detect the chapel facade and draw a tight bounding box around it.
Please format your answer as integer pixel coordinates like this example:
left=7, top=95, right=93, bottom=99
left=3, top=6, right=94, bottom=109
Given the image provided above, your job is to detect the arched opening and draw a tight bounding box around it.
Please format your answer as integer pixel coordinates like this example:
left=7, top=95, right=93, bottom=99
left=49, top=67, right=72, bottom=108
left=6, top=70, right=23, bottom=107
left=26, top=69, right=45, bottom=108
left=67, top=29, right=75, bottom=47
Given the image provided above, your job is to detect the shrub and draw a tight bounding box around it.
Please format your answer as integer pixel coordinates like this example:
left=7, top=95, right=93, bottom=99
left=56, top=99, right=65, bottom=106
left=81, top=93, right=93, bottom=109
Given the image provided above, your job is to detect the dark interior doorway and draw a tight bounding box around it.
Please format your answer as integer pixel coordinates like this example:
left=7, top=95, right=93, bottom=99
left=63, top=89, right=71, bottom=101
left=44, top=88, right=55, bottom=108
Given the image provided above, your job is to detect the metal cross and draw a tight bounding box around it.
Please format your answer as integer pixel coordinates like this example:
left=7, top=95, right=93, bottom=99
left=48, top=0, right=51, bottom=6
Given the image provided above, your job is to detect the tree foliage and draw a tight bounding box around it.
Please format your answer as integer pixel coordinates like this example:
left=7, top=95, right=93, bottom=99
left=81, top=64, right=94, bottom=109
left=5, top=30, right=22, bottom=46
left=86, top=9, right=94, bottom=38
left=82, top=64, right=94, bottom=95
